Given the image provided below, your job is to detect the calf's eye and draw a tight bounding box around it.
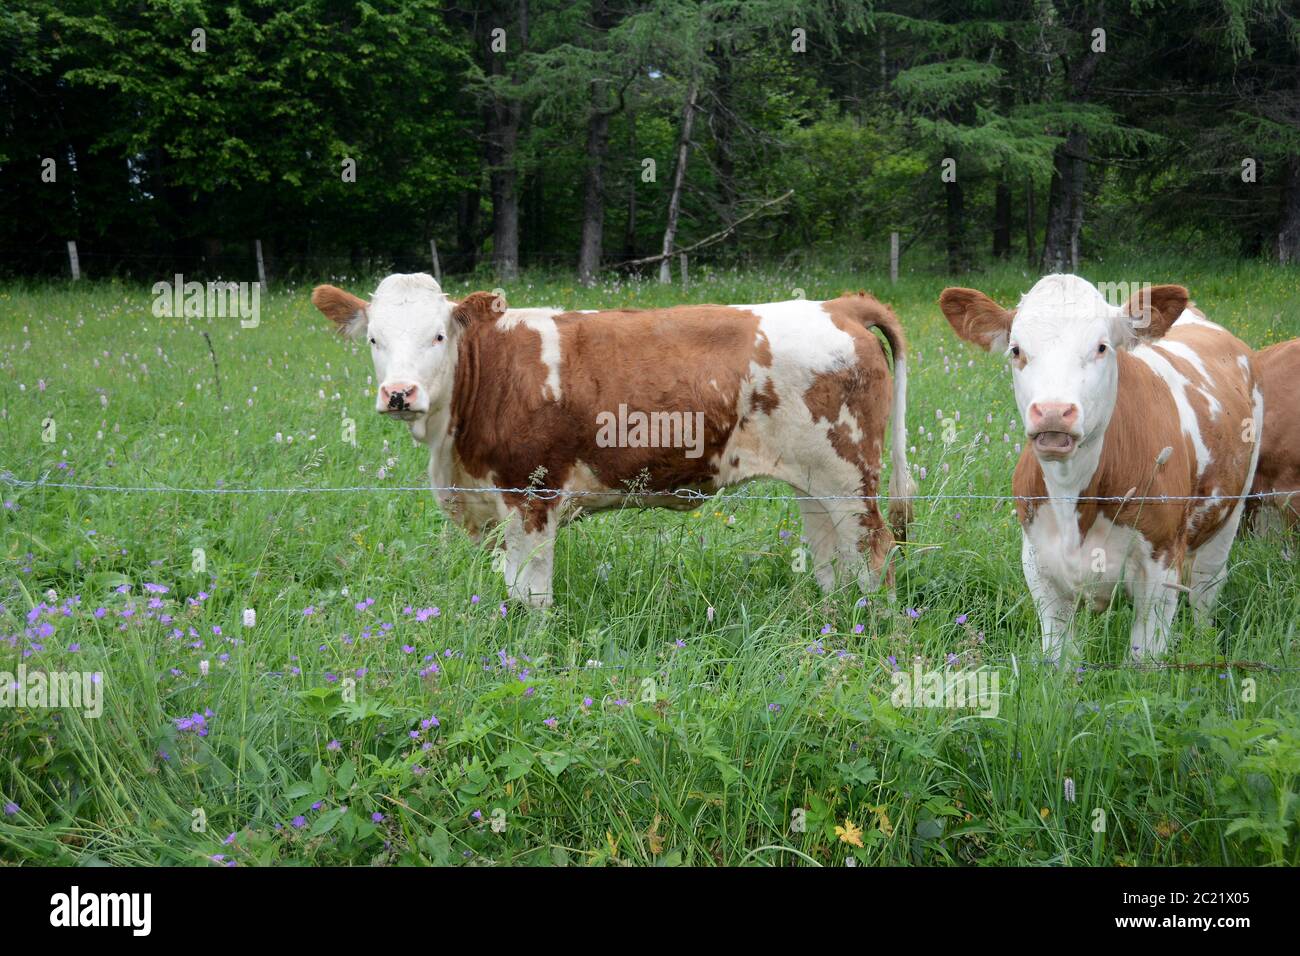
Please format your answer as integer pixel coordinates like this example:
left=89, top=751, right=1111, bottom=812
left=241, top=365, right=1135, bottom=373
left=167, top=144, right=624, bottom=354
left=1097, top=343, right=1107, bottom=355
left=435, top=333, right=445, bottom=343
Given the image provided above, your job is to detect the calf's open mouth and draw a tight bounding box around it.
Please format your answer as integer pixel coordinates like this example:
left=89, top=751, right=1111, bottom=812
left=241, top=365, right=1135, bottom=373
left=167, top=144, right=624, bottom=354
left=1032, top=431, right=1077, bottom=455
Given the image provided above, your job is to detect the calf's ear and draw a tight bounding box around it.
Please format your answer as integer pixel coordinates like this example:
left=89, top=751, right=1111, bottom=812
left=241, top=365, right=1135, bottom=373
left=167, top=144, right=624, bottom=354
left=312, top=285, right=369, bottom=340
left=939, top=288, right=1013, bottom=353
left=453, top=290, right=507, bottom=329
left=1117, top=284, right=1187, bottom=344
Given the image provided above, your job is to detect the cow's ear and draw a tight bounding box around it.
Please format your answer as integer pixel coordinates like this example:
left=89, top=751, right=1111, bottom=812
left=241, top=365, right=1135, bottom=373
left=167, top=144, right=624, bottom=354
left=1117, top=284, right=1187, bottom=345
left=452, top=290, right=507, bottom=329
left=312, top=285, right=369, bottom=340
left=939, top=288, right=1013, bottom=353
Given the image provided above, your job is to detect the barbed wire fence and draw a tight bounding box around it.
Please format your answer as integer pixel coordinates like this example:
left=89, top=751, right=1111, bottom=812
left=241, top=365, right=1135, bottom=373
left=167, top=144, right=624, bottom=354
left=4, top=469, right=1296, bottom=677
left=3, top=471, right=1297, bottom=505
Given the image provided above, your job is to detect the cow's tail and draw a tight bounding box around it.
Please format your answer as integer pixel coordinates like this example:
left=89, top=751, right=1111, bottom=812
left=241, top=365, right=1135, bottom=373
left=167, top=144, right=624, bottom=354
left=847, top=293, right=916, bottom=540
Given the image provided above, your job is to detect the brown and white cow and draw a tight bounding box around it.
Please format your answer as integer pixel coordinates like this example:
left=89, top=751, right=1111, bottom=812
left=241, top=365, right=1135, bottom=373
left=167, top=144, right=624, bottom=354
left=1246, top=338, right=1300, bottom=529
left=940, top=275, right=1263, bottom=660
left=312, top=273, right=915, bottom=606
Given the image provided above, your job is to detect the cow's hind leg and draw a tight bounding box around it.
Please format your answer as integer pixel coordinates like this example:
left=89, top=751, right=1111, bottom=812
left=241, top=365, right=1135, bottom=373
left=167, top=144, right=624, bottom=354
left=792, top=475, right=893, bottom=595
left=1187, top=503, right=1246, bottom=628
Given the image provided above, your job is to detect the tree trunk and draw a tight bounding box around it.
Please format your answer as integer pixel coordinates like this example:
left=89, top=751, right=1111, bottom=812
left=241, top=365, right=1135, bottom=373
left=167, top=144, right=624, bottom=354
left=485, top=0, right=528, bottom=282
left=1041, top=130, right=1086, bottom=272
left=1025, top=176, right=1037, bottom=267
left=658, top=81, right=699, bottom=284
left=945, top=173, right=967, bottom=275
left=577, top=97, right=613, bottom=285
left=1279, top=153, right=1300, bottom=264
left=456, top=186, right=481, bottom=273
left=487, top=102, right=521, bottom=281
left=993, top=177, right=1012, bottom=259
left=1039, top=12, right=1101, bottom=275
left=622, top=112, right=638, bottom=262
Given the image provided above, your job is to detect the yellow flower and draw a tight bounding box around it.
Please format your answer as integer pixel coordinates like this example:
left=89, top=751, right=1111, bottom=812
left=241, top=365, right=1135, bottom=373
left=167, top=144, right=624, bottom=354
left=835, top=818, right=864, bottom=847
left=1039, top=807, right=1050, bottom=820
left=869, top=805, right=894, bottom=837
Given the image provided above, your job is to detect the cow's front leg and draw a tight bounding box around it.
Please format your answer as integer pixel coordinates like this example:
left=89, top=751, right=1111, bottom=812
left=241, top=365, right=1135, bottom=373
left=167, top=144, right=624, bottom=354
left=1129, top=561, right=1180, bottom=660
left=1022, top=534, right=1075, bottom=663
left=501, top=508, right=557, bottom=608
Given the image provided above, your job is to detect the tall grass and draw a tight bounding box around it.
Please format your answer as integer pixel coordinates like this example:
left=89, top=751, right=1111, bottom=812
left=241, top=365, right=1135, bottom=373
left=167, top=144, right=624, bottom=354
left=1, top=259, right=1297, bottom=865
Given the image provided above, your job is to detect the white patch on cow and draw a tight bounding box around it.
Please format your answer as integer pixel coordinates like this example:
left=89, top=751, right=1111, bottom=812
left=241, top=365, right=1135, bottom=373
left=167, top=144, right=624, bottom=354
left=1155, top=336, right=1223, bottom=419
left=1177, top=312, right=1226, bottom=333
left=1131, top=344, right=1212, bottom=476
left=497, top=308, right=564, bottom=401
left=735, top=301, right=857, bottom=375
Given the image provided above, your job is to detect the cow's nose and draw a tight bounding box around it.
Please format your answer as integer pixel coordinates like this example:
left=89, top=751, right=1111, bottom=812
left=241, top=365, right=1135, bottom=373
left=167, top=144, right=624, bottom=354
left=379, top=382, right=423, bottom=411
left=1027, top=401, right=1079, bottom=433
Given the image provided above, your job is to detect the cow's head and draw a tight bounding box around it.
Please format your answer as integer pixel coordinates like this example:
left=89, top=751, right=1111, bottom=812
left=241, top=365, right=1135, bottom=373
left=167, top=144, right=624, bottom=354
left=940, top=275, right=1187, bottom=461
left=311, top=273, right=502, bottom=420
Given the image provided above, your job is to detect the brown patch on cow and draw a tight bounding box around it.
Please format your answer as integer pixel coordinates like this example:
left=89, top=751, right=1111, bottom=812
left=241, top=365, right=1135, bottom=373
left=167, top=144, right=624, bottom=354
left=753, top=329, right=773, bottom=367
left=1249, top=338, right=1300, bottom=527
left=750, top=378, right=779, bottom=414
left=450, top=304, right=764, bottom=531
left=1014, top=322, right=1259, bottom=567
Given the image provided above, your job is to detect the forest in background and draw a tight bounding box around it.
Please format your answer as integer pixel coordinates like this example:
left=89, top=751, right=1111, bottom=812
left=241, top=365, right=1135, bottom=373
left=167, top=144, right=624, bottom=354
left=2, top=0, right=1298, bottom=282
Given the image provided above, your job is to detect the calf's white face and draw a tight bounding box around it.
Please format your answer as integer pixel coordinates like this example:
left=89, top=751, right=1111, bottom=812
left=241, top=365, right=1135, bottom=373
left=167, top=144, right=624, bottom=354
left=312, top=273, right=461, bottom=419
left=940, top=275, right=1188, bottom=462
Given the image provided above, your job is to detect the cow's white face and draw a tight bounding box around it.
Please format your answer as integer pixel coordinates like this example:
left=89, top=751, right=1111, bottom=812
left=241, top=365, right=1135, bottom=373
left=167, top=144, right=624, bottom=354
left=312, top=273, right=466, bottom=420
left=361, top=274, right=458, bottom=419
left=940, top=275, right=1188, bottom=462
left=1007, top=276, right=1123, bottom=460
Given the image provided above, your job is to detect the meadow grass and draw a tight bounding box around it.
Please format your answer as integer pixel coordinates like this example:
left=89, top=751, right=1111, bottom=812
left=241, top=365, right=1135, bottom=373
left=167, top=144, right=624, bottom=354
left=1, top=257, right=1298, bottom=866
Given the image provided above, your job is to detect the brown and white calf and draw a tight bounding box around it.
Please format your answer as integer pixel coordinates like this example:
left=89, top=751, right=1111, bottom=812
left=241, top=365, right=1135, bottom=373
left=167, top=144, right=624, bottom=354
left=312, top=273, right=915, bottom=606
left=940, top=275, right=1262, bottom=660
left=1246, top=338, right=1300, bottom=529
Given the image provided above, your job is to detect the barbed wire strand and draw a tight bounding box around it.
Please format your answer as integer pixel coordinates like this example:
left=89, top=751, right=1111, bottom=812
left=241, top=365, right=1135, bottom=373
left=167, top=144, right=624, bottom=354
left=2, top=472, right=1295, bottom=505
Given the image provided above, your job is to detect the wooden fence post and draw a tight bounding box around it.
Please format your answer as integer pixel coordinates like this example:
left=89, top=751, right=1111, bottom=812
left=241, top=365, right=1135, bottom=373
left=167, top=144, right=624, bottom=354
left=67, top=241, right=81, bottom=281
left=255, top=239, right=268, bottom=292
left=679, top=253, right=689, bottom=292
left=430, top=239, right=442, bottom=284
left=890, top=232, right=899, bottom=285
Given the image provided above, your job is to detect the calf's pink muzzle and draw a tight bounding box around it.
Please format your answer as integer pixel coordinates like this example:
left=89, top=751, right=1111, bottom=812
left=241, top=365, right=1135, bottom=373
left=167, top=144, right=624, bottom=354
left=1027, top=401, right=1081, bottom=457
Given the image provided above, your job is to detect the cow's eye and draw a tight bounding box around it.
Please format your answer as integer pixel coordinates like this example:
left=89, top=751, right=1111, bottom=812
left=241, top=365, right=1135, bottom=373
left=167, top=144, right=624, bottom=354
left=1097, top=343, right=1107, bottom=355
left=1010, top=345, right=1020, bottom=358
left=369, top=337, right=376, bottom=345
left=435, top=333, right=445, bottom=343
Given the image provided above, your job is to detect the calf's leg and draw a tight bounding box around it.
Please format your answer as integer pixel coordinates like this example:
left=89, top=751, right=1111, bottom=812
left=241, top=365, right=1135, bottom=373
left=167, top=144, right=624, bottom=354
left=500, top=508, right=557, bottom=608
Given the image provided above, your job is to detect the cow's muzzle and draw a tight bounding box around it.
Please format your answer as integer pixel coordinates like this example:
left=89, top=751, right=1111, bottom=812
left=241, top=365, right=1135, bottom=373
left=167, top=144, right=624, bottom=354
left=378, top=382, right=427, bottom=419
left=1027, top=402, right=1081, bottom=459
